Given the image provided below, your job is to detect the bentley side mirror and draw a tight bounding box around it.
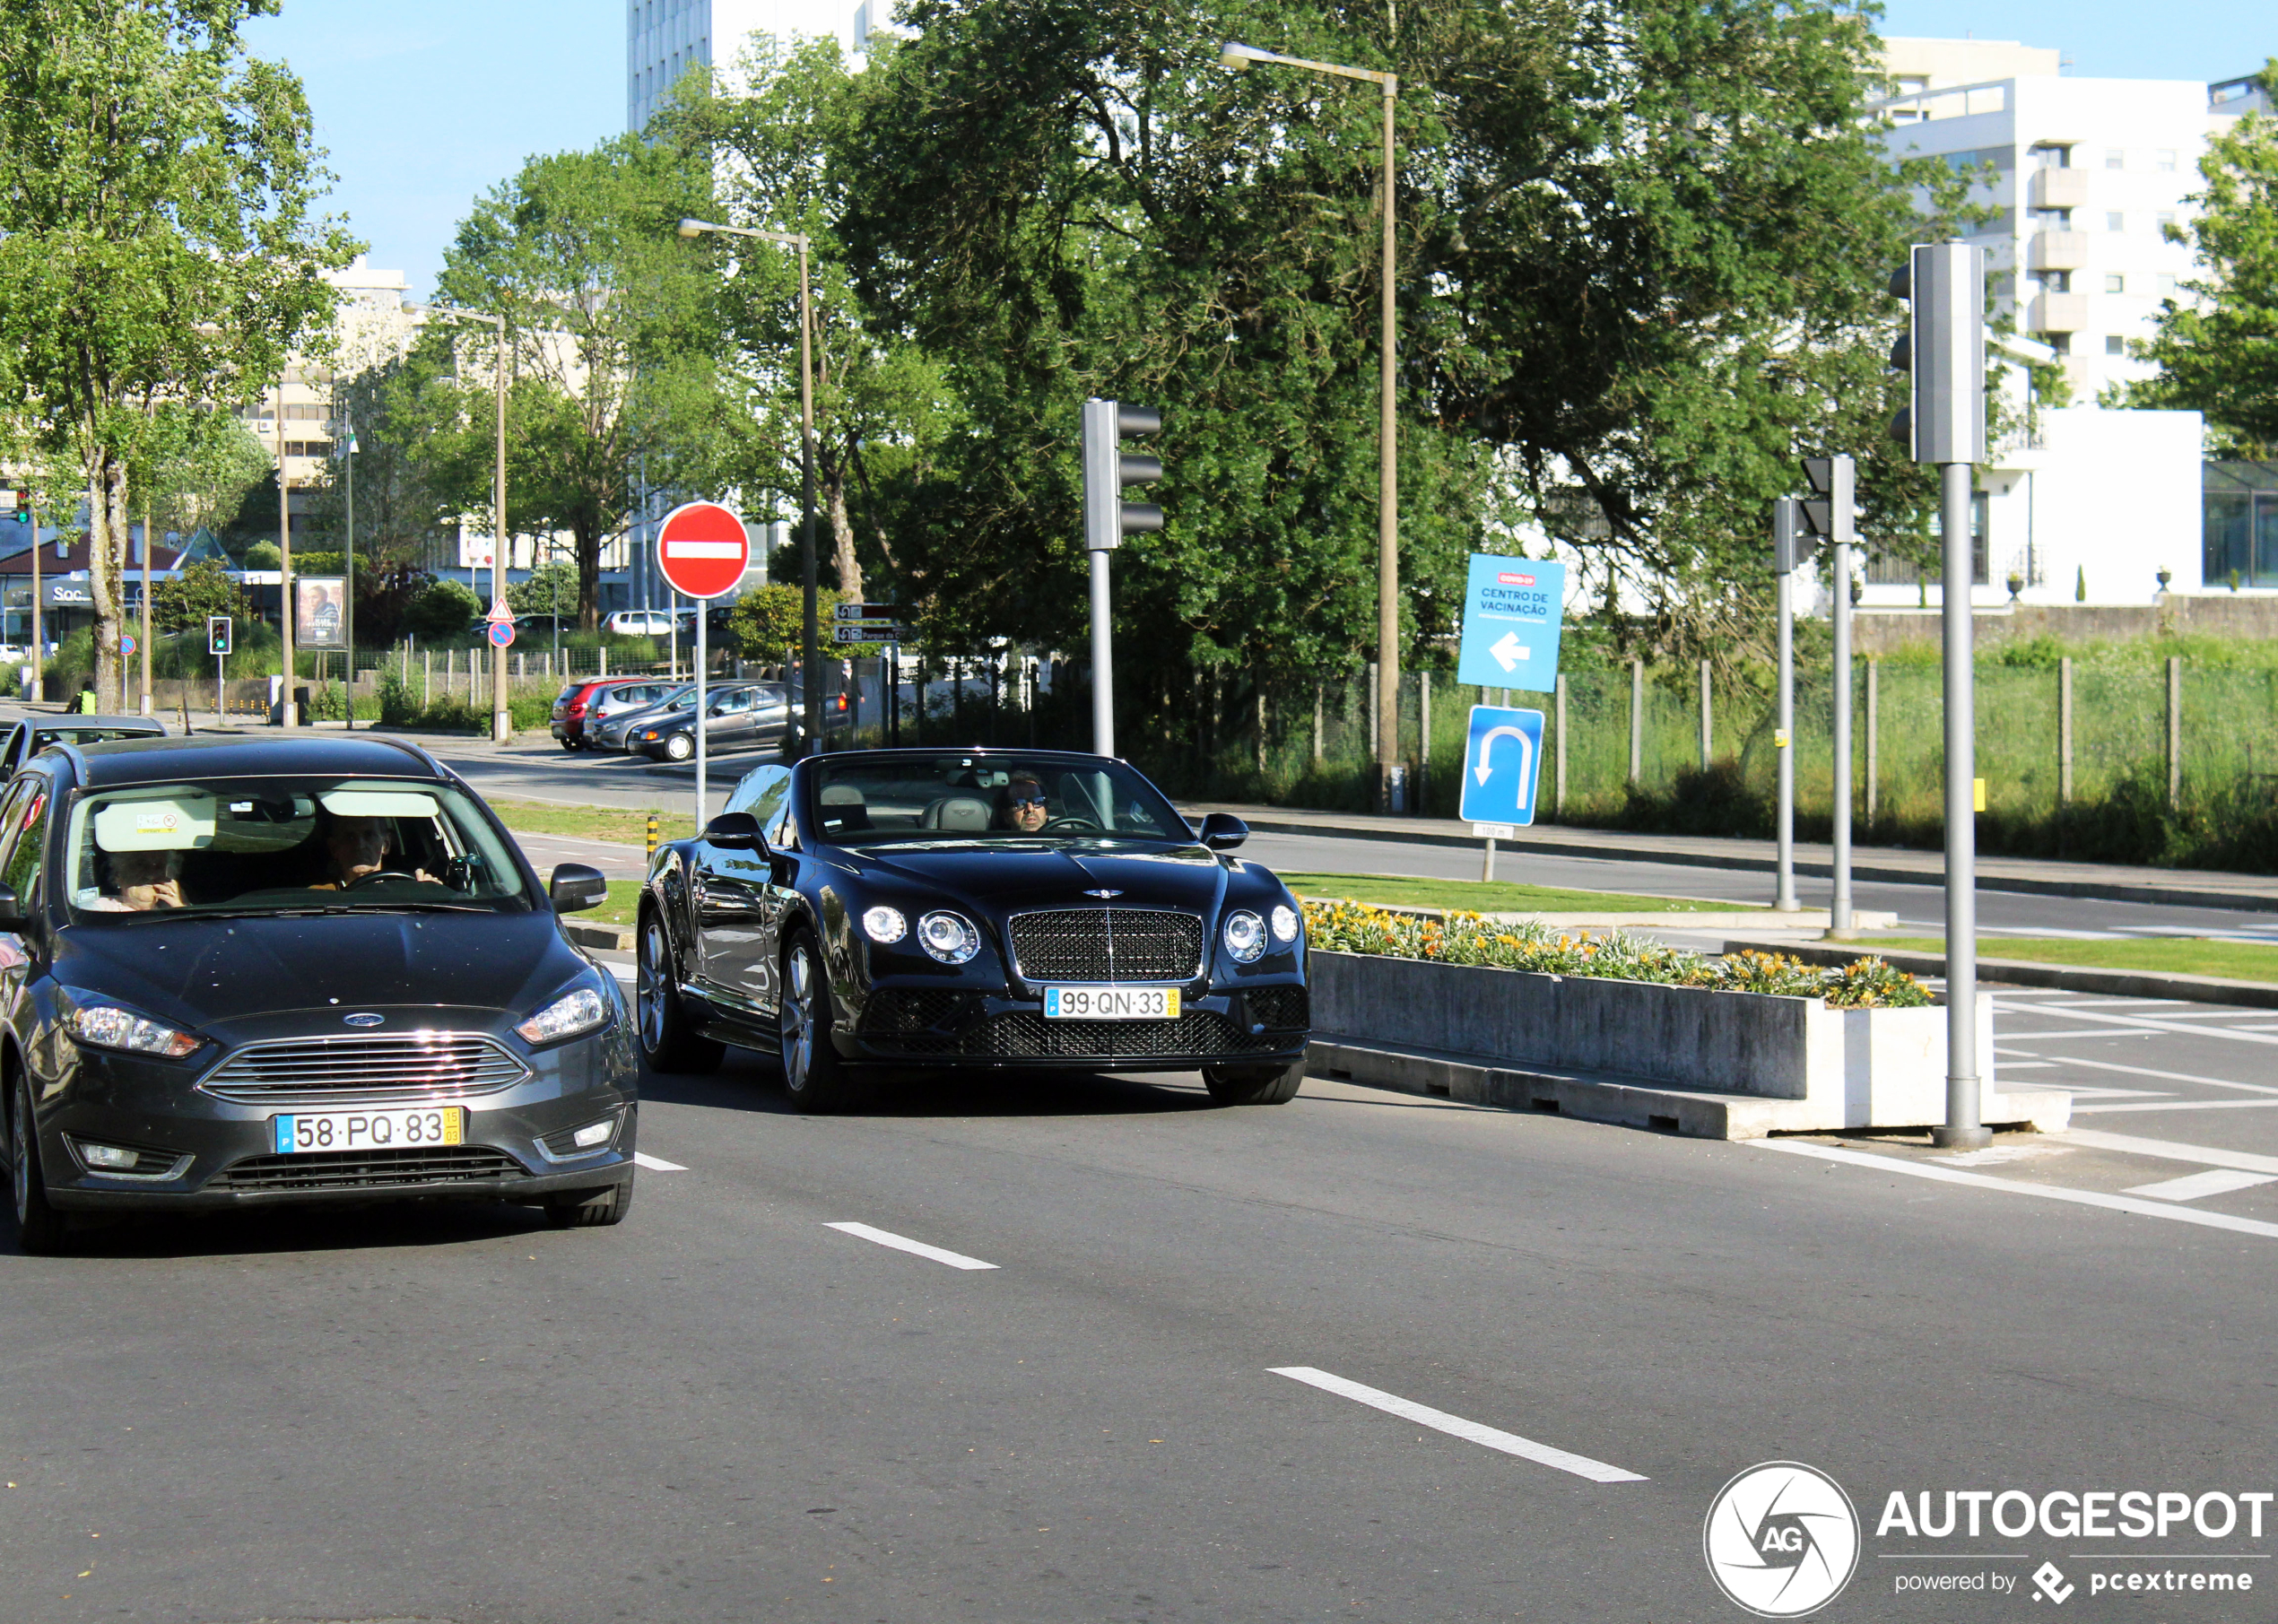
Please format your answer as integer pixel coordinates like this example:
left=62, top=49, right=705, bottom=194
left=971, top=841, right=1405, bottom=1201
left=701, top=812, right=767, bottom=851
left=1198, top=812, right=1248, bottom=851
left=547, top=863, right=609, bottom=914
left=0, top=880, right=26, bottom=931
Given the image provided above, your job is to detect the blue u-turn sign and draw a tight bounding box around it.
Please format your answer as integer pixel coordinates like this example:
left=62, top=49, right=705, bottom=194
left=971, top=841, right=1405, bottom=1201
left=1458, top=705, right=1546, bottom=827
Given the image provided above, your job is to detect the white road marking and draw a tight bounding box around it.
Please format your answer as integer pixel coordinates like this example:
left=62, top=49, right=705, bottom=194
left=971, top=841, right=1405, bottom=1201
left=1993, top=1053, right=2278, bottom=1097
left=1993, top=1060, right=2056, bottom=1069
left=823, top=1221, right=999, bottom=1271
left=2073, top=1099, right=2278, bottom=1115
left=1751, top=1139, right=2278, bottom=1241
left=2122, top=1168, right=2278, bottom=1202
left=1269, top=1366, right=1647, bottom=1484
left=1935, top=1142, right=2074, bottom=1167
left=633, top=1152, right=687, bottom=1171
left=602, top=962, right=636, bottom=981
left=2065, top=1129, right=2278, bottom=1177
left=1995, top=1028, right=2161, bottom=1040
left=1996, top=1002, right=2278, bottom=1048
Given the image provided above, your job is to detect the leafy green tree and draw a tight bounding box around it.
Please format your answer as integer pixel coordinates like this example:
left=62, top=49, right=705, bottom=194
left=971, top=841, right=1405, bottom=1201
left=410, top=135, right=726, bottom=630
left=2127, top=61, right=2278, bottom=457
left=401, top=578, right=480, bottom=642
left=507, top=558, right=578, bottom=617
left=0, top=0, right=357, bottom=703
left=151, top=557, right=249, bottom=635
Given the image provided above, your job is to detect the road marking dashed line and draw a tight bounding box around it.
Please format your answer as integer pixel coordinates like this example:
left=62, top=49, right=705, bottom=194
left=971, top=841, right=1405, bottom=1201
left=633, top=1152, right=687, bottom=1171
left=1270, top=1366, right=1647, bottom=1483
left=2064, top=1128, right=2278, bottom=1177
left=2122, top=1168, right=2278, bottom=1202
left=824, top=1221, right=999, bottom=1271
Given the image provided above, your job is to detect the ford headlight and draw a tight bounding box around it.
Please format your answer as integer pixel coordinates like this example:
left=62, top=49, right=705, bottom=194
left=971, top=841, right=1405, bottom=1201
left=62, top=1003, right=200, bottom=1059
left=917, top=910, right=980, bottom=964
left=1223, top=910, right=1266, bottom=964
left=1271, top=904, right=1300, bottom=944
left=862, top=906, right=907, bottom=944
left=517, top=987, right=609, bottom=1045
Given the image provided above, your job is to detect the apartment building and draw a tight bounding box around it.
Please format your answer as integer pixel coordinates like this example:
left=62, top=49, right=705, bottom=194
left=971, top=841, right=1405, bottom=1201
left=627, top=0, right=870, bottom=131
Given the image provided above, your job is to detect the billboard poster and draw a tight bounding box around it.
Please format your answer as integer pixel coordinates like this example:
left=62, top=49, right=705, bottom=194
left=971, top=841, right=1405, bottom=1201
left=295, top=577, right=346, bottom=650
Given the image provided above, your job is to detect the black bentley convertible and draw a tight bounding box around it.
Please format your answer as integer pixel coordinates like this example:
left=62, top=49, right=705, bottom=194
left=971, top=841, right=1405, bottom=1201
left=637, top=749, right=1310, bottom=1111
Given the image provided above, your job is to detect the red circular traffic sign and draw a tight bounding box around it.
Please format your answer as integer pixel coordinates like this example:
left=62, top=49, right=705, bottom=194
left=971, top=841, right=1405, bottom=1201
left=655, top=501, right=751, bottom=601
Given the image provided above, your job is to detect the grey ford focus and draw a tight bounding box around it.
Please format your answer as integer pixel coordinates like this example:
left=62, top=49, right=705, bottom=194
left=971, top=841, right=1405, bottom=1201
left=0, top=734, right=638, bottom=1254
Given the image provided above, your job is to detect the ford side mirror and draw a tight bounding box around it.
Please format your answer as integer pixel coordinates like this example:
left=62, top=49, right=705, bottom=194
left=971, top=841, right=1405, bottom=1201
left=0, top=880, right=24, bottom=931
left=547, top=863, right=608, bottom=914
left=702, top=812, right=767, bottom=851
left=1198, top=812, right=1248, bottom=851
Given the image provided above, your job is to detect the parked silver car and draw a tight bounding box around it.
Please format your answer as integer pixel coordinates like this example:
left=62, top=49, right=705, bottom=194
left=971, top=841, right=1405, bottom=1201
left=587, top=684, right=696, bottom=753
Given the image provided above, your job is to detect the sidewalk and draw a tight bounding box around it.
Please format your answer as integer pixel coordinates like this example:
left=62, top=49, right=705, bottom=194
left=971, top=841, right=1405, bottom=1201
left=1180, top=799, right=2278, bottom=915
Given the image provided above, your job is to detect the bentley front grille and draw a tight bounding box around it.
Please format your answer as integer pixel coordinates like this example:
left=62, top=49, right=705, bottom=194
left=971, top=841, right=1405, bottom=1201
left=198, top=1033, right=531, bottom=1107
left=1007, top=908, right=1204, bottom=983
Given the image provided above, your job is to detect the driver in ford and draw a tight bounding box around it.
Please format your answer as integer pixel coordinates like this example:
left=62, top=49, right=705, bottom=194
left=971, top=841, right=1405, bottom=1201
left=309, top=812, right=437, bottom=889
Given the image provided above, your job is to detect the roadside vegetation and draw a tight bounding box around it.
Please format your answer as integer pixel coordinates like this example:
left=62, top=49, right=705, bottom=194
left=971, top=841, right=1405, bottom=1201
left=1278, top=872, right=1747, bottom=914
left=1872, top=935, right=2278, bottom=985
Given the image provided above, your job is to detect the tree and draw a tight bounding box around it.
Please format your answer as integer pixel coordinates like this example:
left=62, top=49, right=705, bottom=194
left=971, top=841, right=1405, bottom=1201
left=507, top=558, right=578, bottom=617
left=2127, top=61, right=2278, bottom=457
left=0, top=0, right=357, bottom=703
left=151, top=557, right=249, bottom=635
left=401, top=578, right=480, bottom=642
left=414, top=135, right=726, bottom=630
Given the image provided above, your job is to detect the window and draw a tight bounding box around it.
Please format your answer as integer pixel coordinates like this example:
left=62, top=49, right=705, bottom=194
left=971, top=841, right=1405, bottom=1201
left=2104, top=274, right=2126, bottom=293
left=2156, top=210, right=2178, bottom=234
left=2106, top=335, right=2126, bottom=355
left=2030, top=207, right=2072, bottom=229
left=2030, top=143, right=2072, bottom=169
left=1, top=780, right=48, bottom=908
left=2048, top=332, right=2072, bottom=355
left=2157, top=273, right=2179, bottom=295
left=2106, top=212, right=2126, bottom=232
left=2034, top=270, right=2072, bottom=293
left=2154, top=149, right=2178, bottom=171
left=2104, top=149, right=2126, bottom=170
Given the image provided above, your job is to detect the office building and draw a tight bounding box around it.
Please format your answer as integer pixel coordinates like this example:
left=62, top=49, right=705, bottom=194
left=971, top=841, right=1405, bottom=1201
left=627, top=0, right=874, bottom=132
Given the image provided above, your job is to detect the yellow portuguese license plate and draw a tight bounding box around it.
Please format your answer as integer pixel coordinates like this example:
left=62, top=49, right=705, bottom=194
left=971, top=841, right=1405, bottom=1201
left=272, top=1106, right=465, bottom=1154
left=1043, top=986, right=1179, bottom=1020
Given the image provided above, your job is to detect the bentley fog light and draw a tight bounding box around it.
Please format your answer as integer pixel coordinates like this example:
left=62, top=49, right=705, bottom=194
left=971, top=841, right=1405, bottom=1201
left=62, top=1004, right=200, bottom=1058
left=862, top=906, right=907, bottom=944
left=917, top=911, right=980, bottom=964
left=517, top=987, right=609, bottom=1045
left=1223, top=910, right=1266, bottom=964
left=1270, top=904, right=1300, bottom=944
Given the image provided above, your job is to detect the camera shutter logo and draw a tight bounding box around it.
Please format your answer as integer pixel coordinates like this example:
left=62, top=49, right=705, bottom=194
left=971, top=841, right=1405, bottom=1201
left=1703, top=1462, right=1861, bottom=1617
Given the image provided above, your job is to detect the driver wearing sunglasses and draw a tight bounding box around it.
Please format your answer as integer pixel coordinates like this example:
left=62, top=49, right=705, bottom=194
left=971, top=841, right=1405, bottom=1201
left=996, top=772, right=1051, bottom=833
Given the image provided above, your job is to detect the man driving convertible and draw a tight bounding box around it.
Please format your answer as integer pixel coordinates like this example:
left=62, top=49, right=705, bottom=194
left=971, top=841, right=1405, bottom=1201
left=995, top=771, right=1051, bottom=833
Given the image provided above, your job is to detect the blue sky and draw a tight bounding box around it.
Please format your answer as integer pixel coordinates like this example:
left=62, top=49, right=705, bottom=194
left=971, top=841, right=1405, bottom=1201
left=248, top=1, right=2266, bottom=301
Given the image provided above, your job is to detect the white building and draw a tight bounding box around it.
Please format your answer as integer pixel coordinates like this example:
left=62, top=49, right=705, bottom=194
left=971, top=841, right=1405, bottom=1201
left=626, top=0, right=874, bottom=131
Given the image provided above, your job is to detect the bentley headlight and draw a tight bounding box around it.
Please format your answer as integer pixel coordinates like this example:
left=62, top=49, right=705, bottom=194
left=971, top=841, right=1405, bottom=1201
left=1270, top=904, right=1300, bottom=944
left=917, top=910, right=980, bottom=964
left=516, top=987, right=609, bottom=1045
left=1223, top=910, right=1266, bottom=964
left=862, top=905, right=907, bottom=944
left=62, top=1003, right=200, bottom=1058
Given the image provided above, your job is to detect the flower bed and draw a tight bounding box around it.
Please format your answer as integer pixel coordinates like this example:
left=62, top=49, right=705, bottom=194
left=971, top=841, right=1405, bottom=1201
left=1300, top=900, right=1930, bottom=1009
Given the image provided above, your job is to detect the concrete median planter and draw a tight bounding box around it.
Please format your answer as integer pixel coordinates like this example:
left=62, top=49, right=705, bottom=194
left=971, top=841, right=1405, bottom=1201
left=1305, top=949, right=2069, bottom=1139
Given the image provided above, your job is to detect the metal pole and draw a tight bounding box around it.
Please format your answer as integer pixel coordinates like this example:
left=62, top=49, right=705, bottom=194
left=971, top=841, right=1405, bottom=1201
left=1089, top=549, right=1114, bottom=755
left=139, top=492, right=152, bottom=716
left=1698, top=658, right=1711, bottom=771
left=491, top=324, right=509, bottom=744
left=29, top=491, right=42, bottom=701
left=1553, top=672, right=1568, bottom=815
left=1830, top=531, right=1854, bottom=937
left=2058, top=656, right=2073, bottom=803
left=277, top=379, right=296, bottom=727
left=1373, top=77, right=1401, bottom=809
left=695, top=608, right=708, bottom=827
left=1628, top=656, right=1643, bottom=783
left=1936, top=457, right=1987, bottom=1149
left=2167, top=655, right=2182, bottom=808
left=798, top=240, right=821, bottom=755
left=344, top=408, right=356, bottom=730
left=1774, top=499, right=1797, bottom=911
left=1866, top=658, right=1879, bottom=831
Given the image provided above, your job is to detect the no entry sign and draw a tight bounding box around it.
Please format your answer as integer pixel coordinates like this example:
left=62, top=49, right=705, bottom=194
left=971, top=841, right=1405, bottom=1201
left=655, top=501, right=751, bottom=600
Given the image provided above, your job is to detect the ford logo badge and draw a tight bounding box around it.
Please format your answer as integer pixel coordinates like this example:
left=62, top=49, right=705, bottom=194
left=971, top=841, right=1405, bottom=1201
left=343, top=1012, right=385, bottom=1028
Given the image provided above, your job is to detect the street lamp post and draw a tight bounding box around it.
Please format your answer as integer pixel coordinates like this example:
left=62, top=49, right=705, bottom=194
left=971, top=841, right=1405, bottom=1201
left=1222, top=39, right=1403, bottom=809
left=404, top=300, right=511, bottom=743
left=677, top=217, right=819, bottom=753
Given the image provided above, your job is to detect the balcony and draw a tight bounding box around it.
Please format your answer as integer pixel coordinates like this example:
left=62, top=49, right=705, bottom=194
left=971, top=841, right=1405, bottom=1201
left=2028, top=168, right=2091, bottom=209
left=2028, top=293, right=2089, bottom=333
left=2028, top=230, right=2091, bottom=271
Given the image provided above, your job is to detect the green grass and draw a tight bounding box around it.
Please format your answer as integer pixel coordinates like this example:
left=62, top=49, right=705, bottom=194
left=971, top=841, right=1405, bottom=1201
left=1871, top=935, right=2278, bottom=984
left=1278, top=872, right=1753, bottom=914
left=571, top=881, right=642, bottom=929
left=489, top=798, right=696, bottom=847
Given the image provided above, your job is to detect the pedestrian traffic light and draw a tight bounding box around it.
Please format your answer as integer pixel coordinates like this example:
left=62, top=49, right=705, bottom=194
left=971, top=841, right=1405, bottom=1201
left=1772, top=498, right=1816, bottom=576
left=1887, top=243, right=1987, bottom=465
left=2, top=486, right=24, bottom=525
left=207, top=615, right=231, bottom=656
left=1081, top=399, right=1164, bottom=551
left=1797, top=455, right=1856, bottom=550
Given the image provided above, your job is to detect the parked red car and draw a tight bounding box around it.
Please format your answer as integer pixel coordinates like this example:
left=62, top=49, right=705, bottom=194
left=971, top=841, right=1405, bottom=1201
left=551, top=678, right=648, bottom=751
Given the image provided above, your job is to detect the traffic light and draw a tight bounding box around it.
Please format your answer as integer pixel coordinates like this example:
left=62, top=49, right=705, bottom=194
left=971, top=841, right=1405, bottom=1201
left=1, top=486, right=24, bottom=525
left=1887, top=243, right=1987, bottom=465
left=1081, top=398, right=1163, bottom=551
left=1772, top=498, right=1814, bottom=576
left=207, top=615, right=231, bottom=656
left=1797, top=455, right=1856, bottom=551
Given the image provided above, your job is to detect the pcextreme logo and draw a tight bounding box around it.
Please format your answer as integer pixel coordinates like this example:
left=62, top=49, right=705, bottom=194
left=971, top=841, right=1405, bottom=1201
left=1704, top=1462, right=1863, bottom=1618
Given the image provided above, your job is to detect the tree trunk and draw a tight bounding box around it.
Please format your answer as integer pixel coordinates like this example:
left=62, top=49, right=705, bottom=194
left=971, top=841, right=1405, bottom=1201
left=827, top=460, right=863, bottom=603
left=89, top=456, right=127, bottom=708
left=577, top=523, right=600, bottom=631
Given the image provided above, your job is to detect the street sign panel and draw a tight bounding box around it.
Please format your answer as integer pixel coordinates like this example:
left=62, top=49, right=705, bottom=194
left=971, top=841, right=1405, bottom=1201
left=487, top=621, right=516, bottom=649
left=120, top=632, right=136, bottom=658
left=833, top=624, right=910, bottom=645
left=1456, top=554, right=1566, bottom=690
left=834, top=603, right=906, bottom=623
left=1457, top=705, right=1546, bottom=828
left=655, top=501, right=750, bottom=600
left=484, top=597, right=517, bottom=624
